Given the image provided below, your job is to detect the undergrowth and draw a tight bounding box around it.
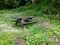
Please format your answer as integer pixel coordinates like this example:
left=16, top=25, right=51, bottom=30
left=0, top=1, right=60, bottom=45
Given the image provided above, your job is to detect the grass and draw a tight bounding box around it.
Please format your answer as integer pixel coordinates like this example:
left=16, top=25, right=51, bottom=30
left=0, top=4, right=60, bottom=45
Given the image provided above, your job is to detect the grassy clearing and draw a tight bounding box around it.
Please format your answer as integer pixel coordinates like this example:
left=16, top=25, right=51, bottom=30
left=0, top=5, right=60, bottom=45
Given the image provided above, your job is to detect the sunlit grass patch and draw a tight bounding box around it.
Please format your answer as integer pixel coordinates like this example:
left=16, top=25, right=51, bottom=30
left=0, top=32, right=18, bottom=45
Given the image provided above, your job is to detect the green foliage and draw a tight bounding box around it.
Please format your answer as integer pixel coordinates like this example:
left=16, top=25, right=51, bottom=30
left=0, top=9, right=60, bottom=45
left=3, top=0, right=21, bottom=8
left=0, top=0, right=60, bottom=45
left=0, top=32, right=17, bottom=45
left=0, top=0, right=27, bottom=9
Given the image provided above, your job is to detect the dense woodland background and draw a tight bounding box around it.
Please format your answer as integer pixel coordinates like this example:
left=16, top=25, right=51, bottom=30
left=0, top=0, right=60, bottom=19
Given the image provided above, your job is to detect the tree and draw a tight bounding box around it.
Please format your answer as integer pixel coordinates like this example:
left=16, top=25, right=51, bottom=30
left=2, top=0, right=27, bottom=8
